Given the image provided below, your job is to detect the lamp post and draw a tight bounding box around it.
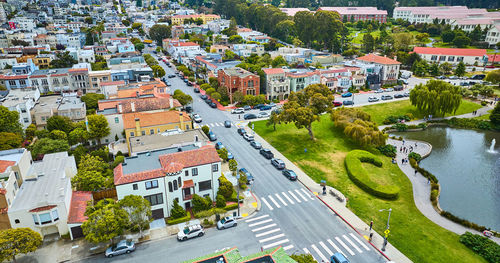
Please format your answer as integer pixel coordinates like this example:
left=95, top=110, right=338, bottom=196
left=379, top=208, right=392, bottom=251
left=236, top=172, right=240, bottom=217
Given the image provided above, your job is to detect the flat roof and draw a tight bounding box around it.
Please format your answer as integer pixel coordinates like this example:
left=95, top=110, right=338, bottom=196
left=0, top=89, right=37, bottom=108
left=130, top=129, right=209, bottom=154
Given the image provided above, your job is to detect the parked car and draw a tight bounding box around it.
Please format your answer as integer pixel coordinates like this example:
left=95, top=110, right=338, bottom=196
left=343, top=100, right=354, bottom=105
left=205, top=98, right=212, bottom=104
left=193, top=114, right=202, bottom=123
left=333, top=101, right=342, bottom=107
left=194, top=88, right=200, bottom=93
left=208, top=132, right=217, bottom=141
left=105, top=240, right=135, bottom=258
left=394, top=85, right=404, bottom=91
left=186, top=82, right=193, bottom=86
left=269, top=102, right=277, bottom=107
left=394, top=94, right=404, bottom=98
left=374, top=89, right=384, bottom=93
left=227, top=151, right=234, bottom=160
left=232, top=108, right=244, bottom=114
left=368, top=96, right=379, bottom=102
left=209, top=102, right=217, bottom=108
left=341, top=92, right=352, bottom=97
left=165, top=81, right=171, bottom=86
left=224, top=120, right=231, bottom=128
left=250, top=141, right=262, bottom=149
left=260, top=105, right=272, bottom=111
left=259, top=148, right=274, bottom=159
left=237, top=128, right=246, bottom=135
left=200, top=94, right=208, bottom=100
left=282, top=169, right=297, bottom=180
left=258, top=112, right=270, bottom=118
left=239, top=168, right=254, bottom=184
left=254, top=104, right=265, bottom=109
left=381, top=95, right=393, bottom=100
left=437, top=75, right=446, bottom=79
left=271, top=158, right=286, bottom=169
left=403, top=92, right=410, bottom=97
left=168, top=74, right=176, bottom=78
left=184, top=106, right=193, bottom=113
left=243, top=133, right=254, bottom=141
left=177, top=225, right=204, bottom=241
left=217, top=216, right=237, bottom=230
left=330, top=252, right=349, bottom=263
left=471, top=74, right=486, bottom=80
left=244, top=113, right=257, bottom=120
left=385, top=88, right=394, bottom=92
left=215, top=142, right=224, bottom=150
left=243, top=105, right=252, bottom=111
left=449, top=75, right=458, bottom=80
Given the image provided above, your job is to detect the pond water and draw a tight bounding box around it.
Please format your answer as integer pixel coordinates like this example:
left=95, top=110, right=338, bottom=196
left=393, top=127, right=500, bottom=231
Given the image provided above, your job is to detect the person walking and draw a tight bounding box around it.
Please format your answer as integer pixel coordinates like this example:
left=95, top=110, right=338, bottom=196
left=401, top=158, right=404, bottom=164
left=415, top=169, right=418, bottom=176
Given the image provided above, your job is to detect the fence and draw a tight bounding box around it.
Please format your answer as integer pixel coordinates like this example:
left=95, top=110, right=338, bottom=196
left=92, top=188, right=117, bottom=201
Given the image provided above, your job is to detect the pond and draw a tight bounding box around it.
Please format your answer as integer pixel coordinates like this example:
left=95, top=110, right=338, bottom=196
left=393, top=127, right=500, bottom=231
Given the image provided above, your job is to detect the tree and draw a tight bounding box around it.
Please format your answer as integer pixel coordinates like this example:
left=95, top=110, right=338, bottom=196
left=290, top=253, right=316, bottom=263
left=453, top=35, right=470, bottom=48
left=84, top=16, right=93, bottom=25
left=331, top=108, right=387, bottom=147
left=223, top=49, right=236, bottom=60
left=134, top=42, right=145, bottom=52
left=0, top=132, right=22, bottom=151
left=72, top=170, right=111, bottom=191
left=82, top=200, right=128, bottom=245
left=172, top=90, right=193, bottom=106
left=439, top=62, right=453, bottom=75
left=151, top=65, right=165, bottom=78
left=218, top=174, right=233, bottom=199
left=429, top=63, right=439, bottom=76
left=149, top=24, right=171, bottom=45
left=49, top=51, right=78, bottom=69
left=87, top=115, right=110, bottom=144
left=132, top=22, right=142, bottom=30
left=266, top=111, right=280, bottom=131
left=455, top=61, right=466, bottom=77
left=362, top=33, right=375, bottom=53
left=81, top=93, right=105, bottom=110
left=170, top=199, right=187, bottom=219
left=0, top=106, right=22, bottom=134
left=215, top=194, right=226, bottom=208
left=228, top=35, right=243, bottom=44
left=217, top=147, right=228, bottom=161
left=469, top=25, right=483, bottom=42
left=192, top=194, right=211, bottom=213
left=68, top=128, right=90, bottom=145
left=228, top=159, right=237, bottom=176
left=46, top=115, right=73, bottom=134
left=441, top=30, right=455, bottom=43
left=29, top=138, right=69, bottom=159
left=201, top=125, right=210, bottom=136
left=25, top=124, right=36, bottom=141
left=410, top=80, right=462, bottom=116
left=79, top=154, right=109, bottom=173
left=490, top=102, right=500, bottom=126
left=122, top=19, right=130, bottom=26
left=485, top=69, right=500, bottom=84
left=211, top=92, right=222, bottom=102
left=49, top=130, right=67, bottom=141
left=271, top=56, right=287, bottom=68
left=392, top=33, right=414, bottom=51
left=0, top=228, right=42, bottom=263
left=118, top=195, right=152, bottom=238
left=232, top=91, right=244, bottom=103
left=280, top=84, right=333, bottom=140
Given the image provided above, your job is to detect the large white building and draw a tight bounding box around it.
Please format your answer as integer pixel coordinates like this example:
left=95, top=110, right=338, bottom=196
left=412, top=47, right=487, bottom=66
left=0, top=88, right=40, bottom=128
left=356, top=54, right=400, bottom=85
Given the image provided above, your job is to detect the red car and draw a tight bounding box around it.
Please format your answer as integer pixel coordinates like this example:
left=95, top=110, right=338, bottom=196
left=333, top=101, right=342, bottom=107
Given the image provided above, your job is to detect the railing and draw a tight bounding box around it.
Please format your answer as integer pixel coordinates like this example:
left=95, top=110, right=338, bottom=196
left=183, top=194, right=193, bottom=201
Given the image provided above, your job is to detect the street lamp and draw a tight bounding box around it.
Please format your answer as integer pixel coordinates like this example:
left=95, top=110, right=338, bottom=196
left=236, top=172, right=240, bottom=217
left=379, top=208, right=392, bottom=251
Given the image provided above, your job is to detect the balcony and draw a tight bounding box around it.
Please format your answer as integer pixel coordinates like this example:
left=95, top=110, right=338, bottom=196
left=183, top=194, right=193, bottom=201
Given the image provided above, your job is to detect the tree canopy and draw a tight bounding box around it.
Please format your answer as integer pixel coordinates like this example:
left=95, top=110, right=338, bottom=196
left=0, top=106, right=22, bottom=135
left=0, top=228, right=42, bottom=263
left=149, top=24, right=171, bottom=45
left=82, top=199, right=128, bottom=244
left=409, top=80, right=462, bottom=116
left=46, top=115, right=73, bottom=134
left=87, top=114, right=110, bottom=144
left=331, top=108, right=387, bottom=147
left=29, top=138, right=69, bottom=159
left=81, top=93, right=105, bottom=111
left=49, top=51, right=78, bottom=69
left=118, top=195, right=152, bottom=237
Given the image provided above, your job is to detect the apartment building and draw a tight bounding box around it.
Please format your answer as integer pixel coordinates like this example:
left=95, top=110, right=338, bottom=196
left=218, top=67, right=260, bottom=104
left=356, top=54, right=400, bottom=85
left=413, top=47, right=487, bottom=66
left=31, top=95, right=86, bottom=129
left=0, top=88, right=40, bottom=128
left=317, top=7, right=387, bottom=23
left=262, top=68, right=290, bottom=101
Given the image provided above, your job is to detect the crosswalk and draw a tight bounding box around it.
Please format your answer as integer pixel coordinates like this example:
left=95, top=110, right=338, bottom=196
left=302, top=233, right=372, bottom=262
left=260, top=189, right=316, bottom=211
left=193, top=122, right=236, bottom=128
left=245, top=214, right=294, bottom=251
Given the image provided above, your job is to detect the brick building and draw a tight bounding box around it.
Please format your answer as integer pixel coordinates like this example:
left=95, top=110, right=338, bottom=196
left=317, top=7, right=387, bottom=23
left=217, top=67, right=260, bottom=104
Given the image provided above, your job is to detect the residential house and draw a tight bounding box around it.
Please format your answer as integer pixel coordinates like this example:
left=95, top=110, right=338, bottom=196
left=88, top=70, right=111, bottom=93
left=286, top=69, right=320, bottom=93
left=29, top=68, right=72, bottom=94
left=231, top=44, right=265, bottom=57
left=77, top=49, right=95, bottom=64
left=66, top=191, right=92, bottom=240
left=68, top=68, right=90, bottom=94
left=0, top=88, right=40, bottom=128
left=355, top=53, right=401, bottom=85
left=0, top=74, right=29, bottom=90
left=8, top=17, right=36, bottom=31
left=262, top=68, right=290, bottom=101
left=114, top=145, right=221, bottom=218
left=318, top=7, right=387, bottom=23
left=218, top=67, right=260, bottom=103
left=32, top=54, right=54, bottom=69
left=31, top=95, right=86, bottom=129
left=12, top=59, right=38, bottom=75
left=209, top=45, right=229, bottom=55
left=206, top=19, right=230, bottom=34
left=413, top=47, right=488, bottom=66
left=170, top=14, right=220, bottom=25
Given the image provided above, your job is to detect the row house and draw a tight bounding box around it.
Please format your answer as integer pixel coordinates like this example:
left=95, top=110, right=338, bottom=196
left=0, top=88, right=40, bottom=128
left=286, top=70, right=320, bottom=93
left=218, top=67, right=260, bottom=104
left=192, top=55, right=240, bottom=80
left=165, top=40, right=202, bottom=63
left=88, top=70, right=111, bottom=93
left=68, top=68, right=90, bottom=94
left=31, top=95, right=86, bottom=129
left=232, top=44, right=265, bottom=57
left=206, top=19, right=230, bottom=34
left=29, top=69, right=71, bottom=94
left=34, top=34, right=57, bottom=48
left=32, top=54, right=53, bottom=69
left=262, top=68, right=290, bottom=101
left=0, top=74, right=29, bottom=90
left=170, top=14, right=220, bottom=25
left=355, top=53, right=401, bottom=86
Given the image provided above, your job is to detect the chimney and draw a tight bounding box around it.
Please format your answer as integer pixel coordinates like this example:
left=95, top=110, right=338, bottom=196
left=179, top=112, right=184, bottom=130
left=118, top=104, right=123, bottom=113
left=131, top=102, right=135, bottom=112
left=135, top=118, right=141, bottom=135
left=169, top=96, right=174, bottom=108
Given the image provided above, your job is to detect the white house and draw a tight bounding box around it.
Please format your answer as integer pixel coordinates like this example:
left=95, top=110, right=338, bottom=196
left=486, top=25, right=500, bottom=48
left=0, top=88, right=40, bottom=128
left=114, top=145, right=222, bottom=219
left=356, top=53, right=401, bottom=85
left=262, top=68, right=290, bottom=101
left=412, top=47, right=487, bottom=66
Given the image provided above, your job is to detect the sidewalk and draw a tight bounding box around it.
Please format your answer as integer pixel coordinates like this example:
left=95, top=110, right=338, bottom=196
left=249, top=127, right=412, bottom=263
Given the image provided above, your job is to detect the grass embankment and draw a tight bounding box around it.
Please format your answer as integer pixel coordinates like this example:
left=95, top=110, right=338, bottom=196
left=360, top=99, right=482, bottom=125
left=253, top=112, right=486, bottom=263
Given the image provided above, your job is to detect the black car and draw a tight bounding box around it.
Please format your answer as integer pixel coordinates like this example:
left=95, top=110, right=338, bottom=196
left=184, top=106, right=192, bottom=113
left=343, top=100, right=354, bottom=106
left=205, top=98, right=212, bottom=104
left=282, top=169, right=297, bottom=180
left=239, top=168, right=254, bottom=184
left=224, top=120, right=231, bottom=128
left=254, top=104, right=265, bottom=110
left=237, top=128, right=246, bottom=135
left=194, top=88, right=200, bottom=93
left=168, top=74, right=175, bottom=78
left=243, top=105, right=252, bottom=111
left=250, top=141, right=262, bottom=149
left=244, top=114, right=257, bottom=120
left=209, top=102, right=217, bottom=108
left=200, top=94, right=208, bottom=100
left=394, top=94, right=404, bottom=98
left=186, top=82, right=193, bottom=86
left=259, top=148, right=274, bottom=159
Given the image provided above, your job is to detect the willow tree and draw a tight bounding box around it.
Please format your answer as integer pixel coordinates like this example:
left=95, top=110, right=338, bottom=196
left=331, top=108, right=386, bottom=147
left=409, top=80, right=462, bottom=117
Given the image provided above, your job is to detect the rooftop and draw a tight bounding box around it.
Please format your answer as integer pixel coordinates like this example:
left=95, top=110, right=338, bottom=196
left=122, top=110, right=191, bottom=129
left=413, top=47, right=486, bottom=57
left=0, top=89, right=38, bottom=108
left=318, top=6, right=387, bottom=15
left=279, top=8, right=310, bottom=16
left=130, top=129, right=209, bottom=154
left=67, top=191, right=92, bottom=224
left=220, top=67, right=257, bottom=78
left=357, top=53, right=401, bottom=65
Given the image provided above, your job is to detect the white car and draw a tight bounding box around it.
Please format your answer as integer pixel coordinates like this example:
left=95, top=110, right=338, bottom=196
left=217, top=216, right=237, bottom=230
left=385, top=88, right=394, bottom=92
left=193, top=114, right=202, bottom=123
left=368, top=96, right=379, bottom=102
left=243, top=133, right=254, bottom=141
left=374, top=89, right=384, bottom=93
left=231, top=108, right=244, bottom=114
left=177, top=225, right=204, bottom=241
left=258, top=112, right=270, bottom=118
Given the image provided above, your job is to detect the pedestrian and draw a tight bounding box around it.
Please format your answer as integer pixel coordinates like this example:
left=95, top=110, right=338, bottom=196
left=402, top=139, right=405, bottom=145
left=403, top=147, right=406, bottom=153
left=415, top=169, right=418, bottom=175
left=415, top=142, right=417, bottom=148
left=369, top=233, right=373, bottom=242
left=427, top=178, right=430, bottom=184
left=400, top=146, right=402, bottom=152
left=323, top=185, right=327, bottom=195
left=401, top=158, right=404, bottom=164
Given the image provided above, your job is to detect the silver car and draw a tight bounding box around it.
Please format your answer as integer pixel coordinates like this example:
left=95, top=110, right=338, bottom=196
left=258, top=112, right=270, bottom=118
left=217, top=216, right=237, bottom=229
left=231, top=108, right=244, bottom=114
left=105, top=240, right=135, bottom=258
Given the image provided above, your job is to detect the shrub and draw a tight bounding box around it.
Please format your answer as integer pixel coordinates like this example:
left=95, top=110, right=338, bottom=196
left=192, top=194, right=211, bottom=213
left=202, top=218, right=213, bottom=227
left=344, top=150, right=400, bottom=199
left=166, top=215, right=190, bottom=225
left=215, top=194, right=226, bottom=208
left=392, top=123, right=408, bottom=132
left=408, top=152, right=422, bottom=162
left=170, top=199, right=187, bottom=219
left=223, top=203, right=239, bottom=211
left=459, top=232, right=500, bottom=263
left=409, top=158, right=438, bottom=183
left=202, top=125, right=210, bottom=136
left=441, top=212, right=492, bottom=233
left=417, top=122, right=428, bottom=129
left=377, top=144, right=396, bottom=157
left=481, top=101, right=488, bottom=106
left=218, top=175, right=234, bottom=199
left=112, top=155, right=125, bottom=168
left=238, top=174, right=247, bottom=190
left=227, top=190, right=244, bottom=202
left=431, top=118, right=492, bottom=130
left=383, top=115, right=411, bottom=124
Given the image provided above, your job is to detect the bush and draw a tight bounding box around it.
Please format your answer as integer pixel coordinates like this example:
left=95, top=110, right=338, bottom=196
left=392, top=123, right=408, bottom=132
left=441, top=211, right=492, bottom=233
left=430, top=118, right=492, bottom=130
left=215, top=194, right=226, bottom=208
left=417, top=122, right=428, bottom=129
left=192, top=194, right=212, bottom=213
left=112, top=155, right=125, bottom=168
left=166, top=215, right=190, bottom=225
left=170, top=199, right=187, bottom=219
left=227, top=190, right=244, bottom=202
left=383, top=115, right=411, bottom=124
left=377, top=144, right=396, bottom=157
left=202, top=218, right=213, bottom=227
left=218, top=175, right=234, bottom=199
left=481, top=101, right=488, bottom=106
left=459, top=232, right=500, bottom=263
left=202, top=125, right=210, bottom=136
left=408, top=152, right=422, bottom=162
left=344, top=150, right=400, bottom=199
left=223, top=203, right=239, bottom=211
left=409, top=158, right=439, bottom=183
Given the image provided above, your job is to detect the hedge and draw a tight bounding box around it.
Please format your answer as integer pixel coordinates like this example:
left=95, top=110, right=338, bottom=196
left=166, top=215, right=191, bottom=225
left=459, top=232, right=500, bottom=263
left=409, top=158, right=438, bottom=183
left=223, top=203, right=239, bottom=211
left=428, top=118, right=493, bottom=130
left=344, top=150, right=400, bottom=200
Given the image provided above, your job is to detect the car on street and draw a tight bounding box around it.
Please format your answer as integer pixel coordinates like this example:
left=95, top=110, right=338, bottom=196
left=215, top=142, right=224, bottom=150
left=260, top=148, right=274, bottom=159
left=271, top=158, right=286, bottom=169
left=258, top=112, right=270, bottom=118
left=194, top=88, right=200, bottom=93
left=244, top=113, right=257, bottom=120
left=232, top=108, right=244, bottom=114
left=341, top=92, right=352, bottom=97
left=168, top=74, right=176, bottom=78
left=282, top=169, right=297, bottom=180
left=205, top=98, right=212, bottom=104
left=165, top=81, right=171, bottom=86
left=254, top=104, right=265, bottom=109
left=394, top=94, right=404, bottom=98
left=237, top=128, right=246, bottom=135
left=260, top=105, right=272, bottom=111
left=192, top=114, right=202, bottom=123
left=243, top=105, right=252, bottom=111
left=330, top=252, right=350, bottom=263
left=239, top=168, right=254, bottom=184
left=449, top=75, right=458, bottom=80
left=343, top=100, right=354, bottom=106
left=437, top=75, right=446, bottom=79
left=385, top=88, right=394, bottom=92
left=471, top=74, right=486, bottom=80
left=209, top=102, right=217, bottom=108
left=227, top=151, right=234, bottom=160
left=250, top=141, right=262, bottom=149
left=368, top=96, right=379, bottom=102
left=177, top=225, right=204, bottom=241
left=186, top=82, right=193, bottom=86
left=200, top=94, right=208, bottom=100
left=224, top=120, right=231, bottom=128
left=184, top=106, right=192, bottom=113
left=381, top=95, right=393, bottom=100
left=105, top=240, right=135, bottom=258
left=333, top=101, right=342, bottom=107
left=403, top=92, right=410, bottom=97
left=374, top=89, right=384, bottom=93
left=217, top=216, right=237, bottom=230
left=208, top=132, right=217, bottom=141
left=269, top=102, right=277, bottom=107
left=243, top=133, right=254, bottom=141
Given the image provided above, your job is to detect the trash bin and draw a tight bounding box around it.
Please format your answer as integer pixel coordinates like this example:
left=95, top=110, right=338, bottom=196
left=215, top=214, right=221, bottom=221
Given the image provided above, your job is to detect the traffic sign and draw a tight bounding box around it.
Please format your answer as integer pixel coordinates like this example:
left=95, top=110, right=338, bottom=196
left=384, top=229, right=390, bottom=237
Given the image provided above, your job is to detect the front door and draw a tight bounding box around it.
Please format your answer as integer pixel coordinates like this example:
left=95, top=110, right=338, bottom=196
left=151, top=208, right=164, bottom=219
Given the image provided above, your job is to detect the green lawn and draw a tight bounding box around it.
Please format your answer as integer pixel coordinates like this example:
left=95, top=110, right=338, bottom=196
left=350, top=30, right=381, bottom=44
left=359, top=99, right=482, bottom=125
left=253, top=116, right=486, bottom=263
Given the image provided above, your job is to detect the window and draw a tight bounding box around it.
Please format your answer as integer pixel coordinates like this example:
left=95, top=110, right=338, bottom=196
left=115, top=117, right=119, bottom=123
left=52, top=209, right=59, bottom=221
left=141, top=131, right=146, bottom=136
left=199, top=180, right=211, bottom=191
left=32, top=214, right=39, bottom=225
left=14, top=181, right=18, bottom=190
left=9, top=80, right=15, bottom=86
left=439, top=56, right=446, bottom=61
left=144, top=193, right=163, bottom=206
left=133, top=184, right=138, bottom=190
left=14, top=172, right=19, bottom=180
left=173, top=180, right=178, bottom=190
left=212, top=164, right=218, bottom=172
left=185, top=170, right=189, bottom=176
left=145, top=180, right=158, bottom=189
left=192, top=168, right=198, bottom=176
left=130, top=132, right=135, bottom=137
left=39, top=212, right=52, bottom=224
left=178, top=177, right=181, bottom=187
left=42, top=79, right=48, bottom=85
left=150, top=129, right=154, bottom=135
left=457, top=57, right=464, bottom=62
left=157, top=128, right=161, bottom=133
left=448, top=56, right=455, bottom=62
left=168, top=182, right=173, bottom=192
left=19, top=79, right=26, bottom=85
left=31, top=80, right=38, bottom=85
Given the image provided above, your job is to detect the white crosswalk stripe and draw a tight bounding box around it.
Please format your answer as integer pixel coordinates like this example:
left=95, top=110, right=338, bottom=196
left=261, top=197, right=273, bottom=211
left=335, top=237, right=355, bottom=256
left=245, top=214, right=269, bottom=223
left=251, top=223, right=277, bottom=232
left=302, top=248, right=317, bottom=262
left=259, top=233, right=285, bottom=243
left=274, top=193, right=288, bottom=206
left=255, top=228, right=280, bottom=237
left=267, top=195, right=281, bottom=208
left=283, top=245, right=294, bottom=251
left=350, top=233, right=371, bottom=251
left=215, top=122, right=220, bottom=126
left=209, top=123, right=215, bottom=127
left=262, top=239, right=289, bottom=250
left=281, top=192, right=295, bottom=205
left=319, top=241, right=333, bottom=256
left=311, top=244, right=328, bottom=262
left=248, top=219, right=272, bottom=227
left=343, top=235, right=362, bottom=253
left=288, top=190, right=301, bottom=203
left=295, top=189, right=309, bottom=202
left=327, top=239, right=344, bottom=254
left=301, top=188, right=315, bottom=200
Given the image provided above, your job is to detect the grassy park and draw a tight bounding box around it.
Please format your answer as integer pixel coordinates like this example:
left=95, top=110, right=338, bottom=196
left=253, top=103, right=486, bottom=263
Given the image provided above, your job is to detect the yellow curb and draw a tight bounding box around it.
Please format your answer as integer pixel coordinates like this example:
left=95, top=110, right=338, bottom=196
left=242, top=213, right=248, bottom=217
left=251, top=202, right=257, bottom=208
left=363, top=235, right=369, bottom=240
left=313, top=192, right=318, bottom=196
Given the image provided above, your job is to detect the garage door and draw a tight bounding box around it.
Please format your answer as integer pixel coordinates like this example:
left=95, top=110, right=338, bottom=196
left=151, top=209, right=164, bottom=219
left=71, top=226, right=84, bottom=239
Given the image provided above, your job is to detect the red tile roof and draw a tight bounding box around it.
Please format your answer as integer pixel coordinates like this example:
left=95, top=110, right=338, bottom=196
left=357, top=53, right=401, bottom=65
left=67, top=191, right=92, bottom=224
left=175, top=42, right=199, bottom=47
left=114, top=165, right=165, bottom=185
left=29, top=205, right=57, bottom=213
left=100, top=80, right=125, bottom=86
left=182, top=179, right=194, bottom=189
left=263, top=68, right=285, bottom=75
left=122, top=110, right=191, bottom=129
left=0, top=160, right=15, bottom=173
left=68, top=68, right=88, bottom=73
left=0, top=75, right=29, bottom=80
left=413, top=47, right=486, bottom=57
